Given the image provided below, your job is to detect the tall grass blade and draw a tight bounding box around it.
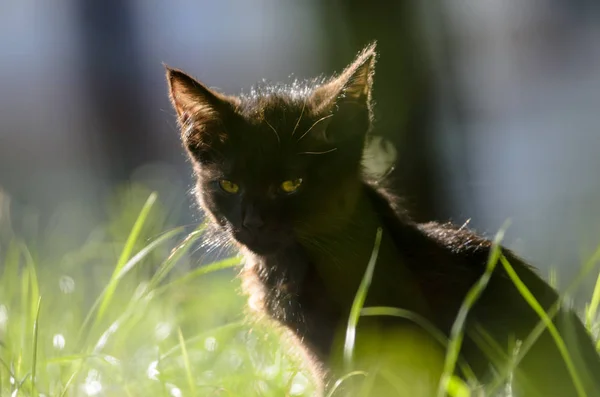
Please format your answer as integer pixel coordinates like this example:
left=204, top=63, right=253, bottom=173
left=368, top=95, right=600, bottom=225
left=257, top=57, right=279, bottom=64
left=500, top=255, right=587, bottom=397
left=177, top=327, right=196, bottom=395
left=325, top=371, right=368, bottom=397
left=21, top=243, right=39, bottom=323
left=31, top=296, right=41, bottom=397
left=585, top=244, right=600, bottom=329
left=488, top=238, right=600, bottom=394
left=78, top=224, right=181, bottom=345
left=436, top=222, right=506, bottom=397
left=360, top=306, right=476, bottom=384
left=95, top=192, right=157, bottom=324
left=146, top=226, right=206, bottom=291
left=153, top=256, right=242, bottom=296
left=343, top=227, right=382, bottom=371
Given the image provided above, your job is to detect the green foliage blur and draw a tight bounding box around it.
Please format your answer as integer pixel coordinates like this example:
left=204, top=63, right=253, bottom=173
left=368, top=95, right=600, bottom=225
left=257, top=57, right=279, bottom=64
left=0, top=184, right=599, bottom=397
left=0, top=185, right=316, bottom=397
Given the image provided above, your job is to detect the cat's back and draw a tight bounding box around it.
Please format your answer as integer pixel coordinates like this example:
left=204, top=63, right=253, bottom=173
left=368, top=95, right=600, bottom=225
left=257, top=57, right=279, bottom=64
left=416, top=220, right=554, bottom=308
left=417, top=221, right=492, bottom=258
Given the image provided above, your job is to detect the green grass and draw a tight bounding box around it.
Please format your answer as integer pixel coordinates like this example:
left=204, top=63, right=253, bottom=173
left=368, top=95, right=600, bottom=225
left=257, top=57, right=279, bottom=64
left=0, top=188, right=599, bottom=397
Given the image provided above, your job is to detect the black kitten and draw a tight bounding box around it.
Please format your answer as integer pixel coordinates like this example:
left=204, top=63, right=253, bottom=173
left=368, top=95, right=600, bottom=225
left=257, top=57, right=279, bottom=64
left=166, top=44, right=600, bottom=396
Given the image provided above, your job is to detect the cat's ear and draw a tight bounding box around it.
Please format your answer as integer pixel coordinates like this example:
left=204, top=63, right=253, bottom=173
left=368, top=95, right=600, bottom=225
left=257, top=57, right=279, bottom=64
left=312, top=42, right=376, bottom=115
left=166, top=66, right=239, bottom=162
left=165, top=66, right=238, bottom=129
left=309, top=43, right=376, bottom=144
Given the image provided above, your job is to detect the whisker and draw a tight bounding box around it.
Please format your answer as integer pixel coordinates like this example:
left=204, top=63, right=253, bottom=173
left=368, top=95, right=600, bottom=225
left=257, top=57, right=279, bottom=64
left=264, top=119, right=280, bottom=145
left=148, top=222, right=202, bottom=241
left=296, top=114, right=334, bottom=142
left=297, top=148, right=338, bottom=156
left=291, top=99, right=307, bottom=137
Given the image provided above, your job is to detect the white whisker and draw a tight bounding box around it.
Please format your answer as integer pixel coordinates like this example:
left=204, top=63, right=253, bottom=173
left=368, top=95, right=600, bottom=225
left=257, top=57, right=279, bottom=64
left=291, top=99, right=307, bottom=137
left=297, top=148, right=338, bottom=155
left=264, top=119, right=280, bottom=145
left=296, top=114, right=333, bottom=142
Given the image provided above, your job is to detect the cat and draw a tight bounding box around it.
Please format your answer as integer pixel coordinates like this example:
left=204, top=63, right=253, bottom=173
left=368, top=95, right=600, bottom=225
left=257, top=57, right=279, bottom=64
left=166, top=43, right=600, bottom=396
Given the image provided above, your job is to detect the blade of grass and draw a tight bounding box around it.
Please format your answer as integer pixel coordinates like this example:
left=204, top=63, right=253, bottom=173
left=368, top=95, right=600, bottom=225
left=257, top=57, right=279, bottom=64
left=160, top=321, right=245, bottom=360
left=585, top=244, right=600, bottom=328
left=31, top=296, right=41, bottom=397
left=21, top=243, right=40, bottom=323
left=87, top=231, right=232, bottom=354
left=59, top=364, right=82, bottom=397
left=95, top=192, right=157, bottom=324
left=153, top=256, right=242, bottom=297
left=102, top=227, right=213, bottom=338
left=148, top=226, right=205, bottom=291
left=14, top=372, right=32, bottom=395
left=0, top=357, right=15, bottom=382
left=360, top=306, right=476, bottom=384
left=89, top=261, right=236, bottom=358
left=499, top=255, right=587, bottom=397
left=46, top=353, right=111, bottom=365
left=343, top=227, right=382, bottom=372
left=177, top=327, right=196, bottom=396
left=469, top=324, right=538, bottom=394
left=436, top=222, right=506, bottom=397
left=325, top=371, right=368, bottom=397
left=488, top=240, right=600, bottom=394
left=18, top=257, right=31, bottom=380
left=146, top=226, right=206, bottom=290
left=77, top=225, right=182, bottom=345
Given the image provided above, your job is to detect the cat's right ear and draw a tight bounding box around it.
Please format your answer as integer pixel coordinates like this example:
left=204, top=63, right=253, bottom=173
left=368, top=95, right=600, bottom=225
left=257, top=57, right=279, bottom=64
left=165, top=66, right=238, bottom=160
left=165, top=65, right=238, bottom=132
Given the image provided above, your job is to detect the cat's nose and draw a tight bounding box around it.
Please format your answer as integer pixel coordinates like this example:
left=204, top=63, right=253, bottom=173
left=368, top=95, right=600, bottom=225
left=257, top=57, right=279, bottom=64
left=242, top=205, right=265, bottom=231
left=242, top=216, right=264, bottom=231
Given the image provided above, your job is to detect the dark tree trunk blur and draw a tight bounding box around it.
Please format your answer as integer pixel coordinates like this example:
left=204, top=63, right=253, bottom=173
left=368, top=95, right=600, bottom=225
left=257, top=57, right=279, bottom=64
left=75, top=0, right=158, bottom=182
left=316, top=0, right=446, bottom=222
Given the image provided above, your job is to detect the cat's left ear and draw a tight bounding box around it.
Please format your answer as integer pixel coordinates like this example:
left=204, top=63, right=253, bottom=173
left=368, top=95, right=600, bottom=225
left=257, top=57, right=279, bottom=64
left=311, top=42, right=376, bottom=118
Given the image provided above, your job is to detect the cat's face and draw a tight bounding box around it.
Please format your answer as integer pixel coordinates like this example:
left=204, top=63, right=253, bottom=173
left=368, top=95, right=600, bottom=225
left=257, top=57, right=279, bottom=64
left=167, top=44, right=376, bottom=255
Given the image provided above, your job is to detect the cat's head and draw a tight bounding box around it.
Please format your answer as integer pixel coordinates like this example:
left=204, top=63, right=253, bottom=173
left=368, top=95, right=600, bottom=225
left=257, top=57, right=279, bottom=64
left=166, top=44, right=377, bottom=255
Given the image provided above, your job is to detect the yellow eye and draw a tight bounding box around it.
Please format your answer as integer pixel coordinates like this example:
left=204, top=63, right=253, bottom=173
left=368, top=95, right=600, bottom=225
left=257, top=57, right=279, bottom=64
left=280, top=178, right=303, bottom=194
left=219, top=179, right=239, bottom=194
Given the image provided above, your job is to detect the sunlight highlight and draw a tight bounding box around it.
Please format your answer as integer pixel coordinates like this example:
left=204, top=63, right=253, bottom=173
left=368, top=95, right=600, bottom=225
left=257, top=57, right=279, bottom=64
left=52, top=333, right=65, bottom=350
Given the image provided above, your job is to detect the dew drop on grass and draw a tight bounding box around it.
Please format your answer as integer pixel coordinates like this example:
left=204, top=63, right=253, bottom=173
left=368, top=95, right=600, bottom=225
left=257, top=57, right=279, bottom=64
left=52, top=334, right=65, bottom=350
left=155, top=322, right=172, bottom=341
left=204, top=336, right=218, bottom=352
left=147, top=360, right=159, bottom=380
left=59, top=276, right=75, bottom=294
left=103, top=355, right=120, bottom=366
left=166, top=383, right=182, bottom=397
left=0, top=305, right=7, bottom=332
left=82, top=369, right=102, bottom=396
left=95, top=321, right=119, bottom=351
left=263, top=364, right=279, bottom=380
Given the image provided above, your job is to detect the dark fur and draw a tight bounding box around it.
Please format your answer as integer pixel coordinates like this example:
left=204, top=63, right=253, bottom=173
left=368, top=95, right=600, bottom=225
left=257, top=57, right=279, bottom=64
left=166, top=44, right=600, bottom=396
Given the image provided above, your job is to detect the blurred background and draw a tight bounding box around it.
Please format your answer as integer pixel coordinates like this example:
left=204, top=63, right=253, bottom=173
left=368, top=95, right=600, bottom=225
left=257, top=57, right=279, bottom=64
left=1, top=0, right=600, bottom=299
